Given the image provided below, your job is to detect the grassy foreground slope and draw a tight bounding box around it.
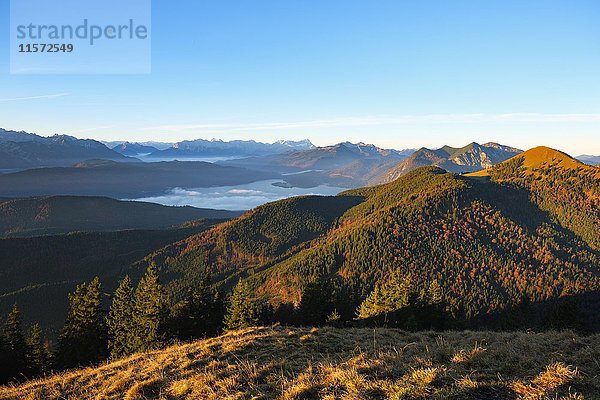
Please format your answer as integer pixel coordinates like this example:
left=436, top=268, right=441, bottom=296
left=1, top=326, right=597, bottom=399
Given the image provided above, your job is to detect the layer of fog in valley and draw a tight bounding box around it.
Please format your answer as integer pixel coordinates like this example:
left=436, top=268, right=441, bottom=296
left=138, top=155, right=240, bottom=163
left=129, top=179, right=345, bottom=210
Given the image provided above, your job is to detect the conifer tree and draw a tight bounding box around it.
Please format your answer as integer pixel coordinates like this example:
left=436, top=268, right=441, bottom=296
left=2, top=304, right=27, bottom=380
left=0, top=332, right=7, bottom=383
left=424, top=279, right=446, bottom=330
left=171, top=270, right=223, bottom=340
left=107, top=275, right=135, bottom=359
left=131, top=265, right=165, bottom=352
left=356, top=273, right=413, bottom=320
left=56, top=277, right=107, bottom=368
left=297, top=280, right=334, bottom=326
left=26, top=324, right=48, bottom=375
left=224, top=280, right=264, bottom=330
left=428, top=280, right=443, bottom=305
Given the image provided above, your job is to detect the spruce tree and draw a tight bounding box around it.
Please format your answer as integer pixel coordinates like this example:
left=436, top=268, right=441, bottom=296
left=0, top=332, right=7, bottom=383
left=56, top=277, right=107, bottom=368
left=107, top=275, right=135, bottom=359
left=297, top=281, right=334, bottom=326
left=356, top=273, right=412, bottom=320
left=2, top=304, right=27, bottom=380
left=131, top=265, right=165, bottom=352
left=428, top=280, right=443, bottom=305
left=26, top=324, right=48, bottom=375
left=171, top=270, right=223, bottom=340
left=224, top=280, right=266, bottom=330
left=424, top=279, right=446, bottom=330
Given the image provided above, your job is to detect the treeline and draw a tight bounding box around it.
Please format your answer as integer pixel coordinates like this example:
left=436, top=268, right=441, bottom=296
left=2, top=263, right=596, bottom=384
left=0, top=224, right=214, bottom=336
left=0, top=265, right=219, bottom=384
left=0, top=305, right=49, bottom=383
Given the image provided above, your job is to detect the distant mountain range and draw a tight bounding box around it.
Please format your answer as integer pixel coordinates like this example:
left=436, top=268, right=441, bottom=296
left=577, top=154, right=600, bottom=165
left=148, top=138, right=316, bottom=158
left=111, top=142, right=160, bottom=156
left=103, top=140, right=173, bottom=151
left=222, top=142, right=415, bottom=187
left=0, top=129, right=525, bottom=195
left=0, top=196, right=241, bottom=237
left=108, top=138, right=317, bottom=158
left=375, top=142, right=522, bottom=184
left=223, top=141, right=519, bottom=188
left=0, top=129, right=319, bottom=170
left=0, top=128, right=135, bottom=169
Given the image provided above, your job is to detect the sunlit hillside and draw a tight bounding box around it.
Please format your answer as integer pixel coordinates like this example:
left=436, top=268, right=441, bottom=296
left=0, top=326, right=596, bottom=399
left=468, top=146, right=599, bottom=176
left=142, top=149, right=600, bottom=330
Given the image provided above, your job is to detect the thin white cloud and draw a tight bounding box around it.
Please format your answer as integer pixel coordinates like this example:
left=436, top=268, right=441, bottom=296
left=0, top=92, right=71, bottom=102
left=143, top=113, right=600, bottom=133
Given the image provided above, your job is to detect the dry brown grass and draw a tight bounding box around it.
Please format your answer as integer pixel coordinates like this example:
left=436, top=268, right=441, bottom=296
left=1, top=327, right=598, bottom=399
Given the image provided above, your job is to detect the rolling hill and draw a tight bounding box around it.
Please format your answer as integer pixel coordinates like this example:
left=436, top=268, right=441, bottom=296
left=0, top=129, right=135, bottom=169
left=468, top=146, right=600, bottom=250
left=0, top=160, right=277, bottom=198
left=1, top=326, right=596, bottom=399
left=144, top=147, right=599, bottom=330
left=0, top=196, right=241, bottom=237
left=375, top=142, right=521, bottom=184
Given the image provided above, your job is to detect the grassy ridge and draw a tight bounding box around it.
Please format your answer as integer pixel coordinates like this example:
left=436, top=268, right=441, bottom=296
left=0, top=326, right=596, bottom=399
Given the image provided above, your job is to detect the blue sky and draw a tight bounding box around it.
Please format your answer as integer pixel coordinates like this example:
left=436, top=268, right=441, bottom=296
left=0, top=0, right=599, bottom=155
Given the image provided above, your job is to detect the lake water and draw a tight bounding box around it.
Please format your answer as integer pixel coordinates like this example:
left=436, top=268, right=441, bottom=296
left=130, top=180, right=346, bottom=211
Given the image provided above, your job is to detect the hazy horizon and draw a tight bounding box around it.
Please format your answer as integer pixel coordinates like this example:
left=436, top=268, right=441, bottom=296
left=1, top=125, right=595, bottom=157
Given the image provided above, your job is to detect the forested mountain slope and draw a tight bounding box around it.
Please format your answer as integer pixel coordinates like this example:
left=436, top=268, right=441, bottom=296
left=0, top=223, right=219, bottom=335
left=145, top=148, right=600, bottom=330
left=143, top=195, right=363, bottom=295
left=469, top=146, right=600, bottom=250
